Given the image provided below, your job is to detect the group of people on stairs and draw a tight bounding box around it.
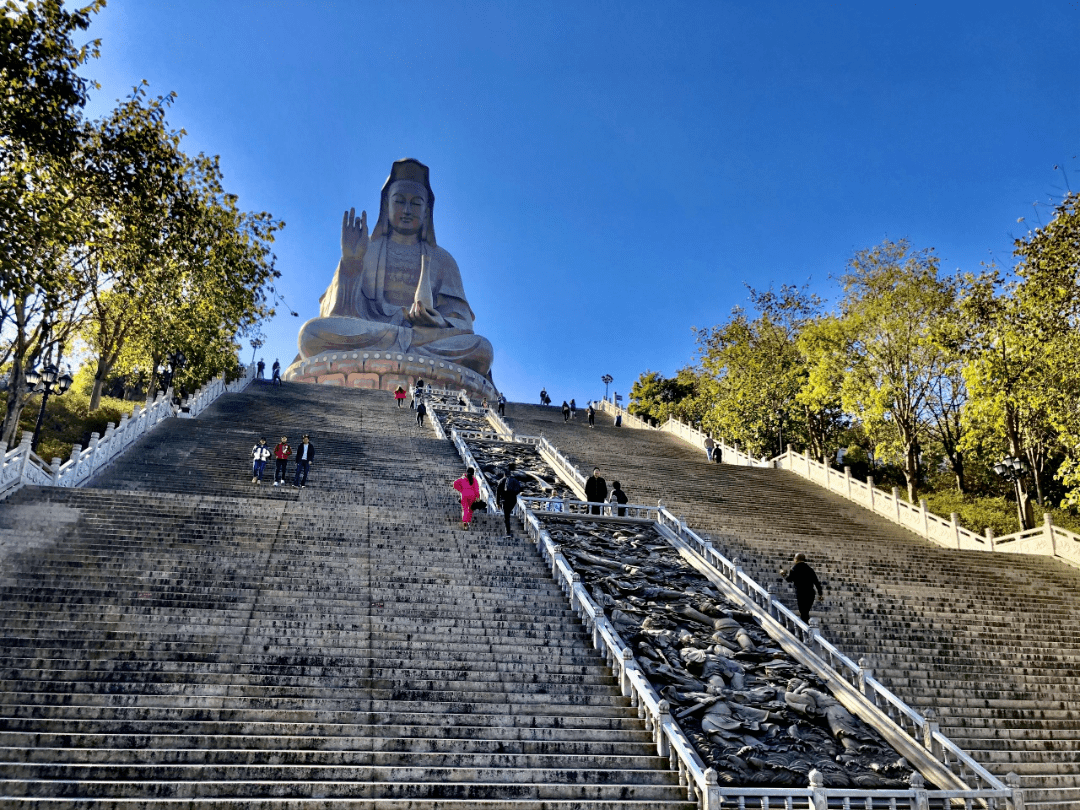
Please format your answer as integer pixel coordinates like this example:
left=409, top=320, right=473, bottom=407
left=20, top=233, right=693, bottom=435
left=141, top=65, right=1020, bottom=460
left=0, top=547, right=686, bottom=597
left=250, top=434, right=315, bottom=488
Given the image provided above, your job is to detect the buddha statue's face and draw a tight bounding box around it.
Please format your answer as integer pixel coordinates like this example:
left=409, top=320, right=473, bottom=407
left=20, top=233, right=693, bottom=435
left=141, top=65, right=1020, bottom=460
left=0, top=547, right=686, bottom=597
left=387, top=180, right=429, bottom=239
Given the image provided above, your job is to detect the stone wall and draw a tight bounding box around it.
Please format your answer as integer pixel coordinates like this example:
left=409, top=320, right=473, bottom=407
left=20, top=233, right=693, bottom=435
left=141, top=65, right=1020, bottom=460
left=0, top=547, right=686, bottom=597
left=284, top=349, right=498, bottom=401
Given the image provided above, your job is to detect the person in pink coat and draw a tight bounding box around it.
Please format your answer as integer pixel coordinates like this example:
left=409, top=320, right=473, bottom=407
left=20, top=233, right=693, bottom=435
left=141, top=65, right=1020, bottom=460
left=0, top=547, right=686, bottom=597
left=452, top=467, right=482, bottom=530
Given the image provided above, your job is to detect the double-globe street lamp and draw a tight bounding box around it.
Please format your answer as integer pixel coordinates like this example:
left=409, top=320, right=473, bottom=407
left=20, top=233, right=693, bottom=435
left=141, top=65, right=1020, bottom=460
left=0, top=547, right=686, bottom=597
left=601, top=374, right=613, bottom=402
left=24, top=364, right=74, bottom=453
left=992, top=455, right=1032, bottom=531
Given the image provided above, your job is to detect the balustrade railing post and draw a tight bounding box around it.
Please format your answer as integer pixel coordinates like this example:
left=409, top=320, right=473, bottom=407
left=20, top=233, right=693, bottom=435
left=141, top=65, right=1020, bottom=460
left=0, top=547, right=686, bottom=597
left=1044, top=513, right=1056, bottom=556
left=569, top=573, right=581, bottom=612
left=867, top=475, right=875, bottom=511
left=50, top=458, right=61, bottom=485
left=67, top=444, right=82, bottom=482
left=921, top=707, right=942, bottom=759
left=805, top=450, right=812, bottom=479
left=986, top=526, right=995, bottom=551
left=86, top=432, right=101, bottom=476
left=655, top=700, right=671, bottom=758
left=1005, top=772, right=1026, bottom=810
left=16, top=431, right=33, bottom=481
left=808, top=616, right=821, bottom=646
left=703, top=768, right=721, bottom=810
left=857, top=657, right=873, bottom=700
left=909, top=773, right=930, bottom=810
left=892, top=486, right=901, bottom=523
left=766, top=583, right=777, bottom=619
left=845, top=465, right=852, bottom=499
left=809, top=769, right=828, bottom=810
left=951, top=512, right=962, bottom=549
left=920, top=498, right=929, bottom=538
left=620, top=648, right=633, bottom=697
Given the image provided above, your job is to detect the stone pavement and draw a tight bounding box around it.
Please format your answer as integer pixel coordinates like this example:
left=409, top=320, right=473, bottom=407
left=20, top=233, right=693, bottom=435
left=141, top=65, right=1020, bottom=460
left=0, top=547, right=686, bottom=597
left=0, top=384, right=694, bottom=809
left=504, top=402, right=1080, bottom=809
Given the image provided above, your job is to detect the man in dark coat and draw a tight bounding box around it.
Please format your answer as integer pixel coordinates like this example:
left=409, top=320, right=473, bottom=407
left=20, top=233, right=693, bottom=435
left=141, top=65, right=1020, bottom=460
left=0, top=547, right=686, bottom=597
left=584, top=467, right=607, bottom=515
left=496, top=462, right=524, bottom=537
left=780, top=552, right=824, bottom=623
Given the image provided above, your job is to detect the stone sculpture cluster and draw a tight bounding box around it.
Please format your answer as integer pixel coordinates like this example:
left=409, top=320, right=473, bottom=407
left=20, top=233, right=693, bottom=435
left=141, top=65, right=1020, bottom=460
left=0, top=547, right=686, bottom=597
left=535, top=515, right=928, bottom=790
left=464, top=439, right=560, bottom=499
left=435, top=410, right=492, bottom=434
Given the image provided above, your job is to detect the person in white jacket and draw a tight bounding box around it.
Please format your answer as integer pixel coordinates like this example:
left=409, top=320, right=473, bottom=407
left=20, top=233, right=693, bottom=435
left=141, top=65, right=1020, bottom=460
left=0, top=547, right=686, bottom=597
left=251, top=438, right=271, bottom=484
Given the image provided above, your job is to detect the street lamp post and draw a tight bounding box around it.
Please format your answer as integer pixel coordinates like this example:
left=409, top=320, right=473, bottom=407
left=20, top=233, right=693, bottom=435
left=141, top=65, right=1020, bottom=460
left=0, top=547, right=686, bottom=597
left=250, top=338, right=263, bottom=365
left=601, top=374, right=613, bottom=402
left=25, top=364, right=74, bottom=453
left=992, top=456, right=1032, bottom=531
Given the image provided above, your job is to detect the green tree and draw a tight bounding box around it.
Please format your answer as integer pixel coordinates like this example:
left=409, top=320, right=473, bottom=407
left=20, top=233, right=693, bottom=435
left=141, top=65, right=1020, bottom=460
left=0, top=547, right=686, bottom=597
left=693, top=285, right=825, bottom=458
left=834, top=240, right=958, bottom=503
left=0, top=0, right=104, bottom=447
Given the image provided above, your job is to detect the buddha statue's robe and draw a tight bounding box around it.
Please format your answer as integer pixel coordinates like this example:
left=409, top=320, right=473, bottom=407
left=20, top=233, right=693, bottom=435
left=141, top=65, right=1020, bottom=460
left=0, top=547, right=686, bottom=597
left=298, top=236, right=494, bottom=376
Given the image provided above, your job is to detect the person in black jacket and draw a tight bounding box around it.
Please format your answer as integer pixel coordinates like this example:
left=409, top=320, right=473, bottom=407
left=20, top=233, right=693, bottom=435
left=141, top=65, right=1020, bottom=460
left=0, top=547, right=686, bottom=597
left=496, top=463, right=524, bottom=537
left=780, top=552, right=823, bottom=623
left=608, top=480, right=628, bottom=517
left=292, top=435, right=315, bottom=488
left=584, top=467, right=607, bottom=515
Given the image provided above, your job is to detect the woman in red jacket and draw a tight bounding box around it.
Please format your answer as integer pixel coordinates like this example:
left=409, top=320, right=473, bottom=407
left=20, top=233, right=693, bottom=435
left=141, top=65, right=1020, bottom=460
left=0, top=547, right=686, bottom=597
left=273, top=436, right=292, bottom=486
left=452, top=467, right=482, bottom=530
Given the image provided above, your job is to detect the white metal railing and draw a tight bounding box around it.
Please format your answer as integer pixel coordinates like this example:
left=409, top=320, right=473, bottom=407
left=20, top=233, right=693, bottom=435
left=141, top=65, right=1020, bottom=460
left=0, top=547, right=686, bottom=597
left=1, top=364, right=256, bottom=500
left=596, top=400, right=1080, bottom=568
left=515, top=495, right=1013, bottom=809
left=441, top=421, right=1017, bottom=806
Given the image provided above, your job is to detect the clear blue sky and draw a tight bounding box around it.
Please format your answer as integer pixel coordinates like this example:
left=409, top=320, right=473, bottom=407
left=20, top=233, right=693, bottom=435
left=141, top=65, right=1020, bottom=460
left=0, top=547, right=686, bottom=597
left=80, top=1, right=1079, bottom=404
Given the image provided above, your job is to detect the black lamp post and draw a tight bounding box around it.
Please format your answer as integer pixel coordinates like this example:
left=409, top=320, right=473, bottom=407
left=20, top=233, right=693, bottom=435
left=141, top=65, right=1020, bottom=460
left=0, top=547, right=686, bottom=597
left=25, top=364, right=73, bottom=453
left=601, top=374, right=613, bottom=402
left=992, top=455, right=1032, bottom=531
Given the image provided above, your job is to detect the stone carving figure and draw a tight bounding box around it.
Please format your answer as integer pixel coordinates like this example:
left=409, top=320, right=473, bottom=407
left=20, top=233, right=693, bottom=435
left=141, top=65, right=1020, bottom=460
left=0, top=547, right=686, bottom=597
left=297, top=159, right=494, bottom=377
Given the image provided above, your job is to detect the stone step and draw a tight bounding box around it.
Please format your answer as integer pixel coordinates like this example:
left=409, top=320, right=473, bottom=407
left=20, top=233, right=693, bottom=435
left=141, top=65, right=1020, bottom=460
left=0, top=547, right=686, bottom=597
left=0, top=798, right=695, bottom=809
left=0, top=777, right=687, bottom=800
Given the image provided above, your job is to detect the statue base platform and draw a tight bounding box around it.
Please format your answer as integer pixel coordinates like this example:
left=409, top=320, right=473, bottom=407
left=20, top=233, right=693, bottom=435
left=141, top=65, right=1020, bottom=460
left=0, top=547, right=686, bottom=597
left=284, top=350, right=497, bottom=402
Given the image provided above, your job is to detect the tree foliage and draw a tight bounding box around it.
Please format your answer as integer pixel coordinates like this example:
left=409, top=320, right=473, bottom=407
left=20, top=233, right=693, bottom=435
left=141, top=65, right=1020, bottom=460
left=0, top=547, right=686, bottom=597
left=632, top=213, right=1080, bottom=522
left=1, top=2, right=283, bottom=449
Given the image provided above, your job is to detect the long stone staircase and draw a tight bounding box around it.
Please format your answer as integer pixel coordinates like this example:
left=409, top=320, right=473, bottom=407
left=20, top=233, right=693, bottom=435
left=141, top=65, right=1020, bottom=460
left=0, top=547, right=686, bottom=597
left=503, top=402, right=1080, bottom=809
left=0, top=384, right=695, bottom=808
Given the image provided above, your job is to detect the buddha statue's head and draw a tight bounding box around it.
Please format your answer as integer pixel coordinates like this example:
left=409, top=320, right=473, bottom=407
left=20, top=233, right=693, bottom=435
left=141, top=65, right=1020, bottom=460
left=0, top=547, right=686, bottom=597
left=372, top=158, right=437, bottom=245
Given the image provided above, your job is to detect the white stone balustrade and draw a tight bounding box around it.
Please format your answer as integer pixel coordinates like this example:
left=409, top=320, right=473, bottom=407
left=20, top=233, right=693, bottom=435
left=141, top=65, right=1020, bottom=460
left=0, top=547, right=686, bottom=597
left=444, top=410, right=1018, bottom=808
left=0, top=364, right=256, bottom=500
left=596, top=399, right=1080, bottom=569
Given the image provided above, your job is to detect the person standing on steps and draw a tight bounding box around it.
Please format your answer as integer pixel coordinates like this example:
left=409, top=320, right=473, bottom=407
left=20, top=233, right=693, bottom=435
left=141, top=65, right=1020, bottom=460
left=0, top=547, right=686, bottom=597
left=608, top=480, right=628, bottom=517
left=570, top=398, right=576, bottom=419
left=415, top=398, right=427, bottom=428
left=452, top=467, right=482, bottom=530
left=394, top=384, right=407, bottom=408
left=780, top=552, right=824, bottom=624
left=496, top=462, right=524, bottom=537
left=256, top=359, right=265, bottom=379
left=704, top=434, right=715, bottom=462
left=540, top=387, right=548, bottom=405
left=273, top=436, right=291, bottom=486
left=271, top=359, right=281, bottom=386
left=561, top=401, right=571, bottom=422
left=587, top=403, right=595, bottom=427
left=251, top=438, right=271, bottom=484
left=292, top=435, right=315, bottom=488
left=584, top=467, right=607, bottom=516
left=497, top=394, right=506, bottom=416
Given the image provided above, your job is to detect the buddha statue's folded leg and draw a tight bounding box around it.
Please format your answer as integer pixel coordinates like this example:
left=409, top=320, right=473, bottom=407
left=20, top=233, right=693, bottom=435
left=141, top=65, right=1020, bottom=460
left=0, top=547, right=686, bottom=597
left=298, top=316, right=410, bottom=359
left=409, top=329, right=494, bottom=376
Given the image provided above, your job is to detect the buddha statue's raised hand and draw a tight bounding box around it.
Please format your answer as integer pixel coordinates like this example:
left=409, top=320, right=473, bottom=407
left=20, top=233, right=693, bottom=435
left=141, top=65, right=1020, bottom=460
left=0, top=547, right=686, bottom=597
left=341, top=207, right=369, bottom=260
